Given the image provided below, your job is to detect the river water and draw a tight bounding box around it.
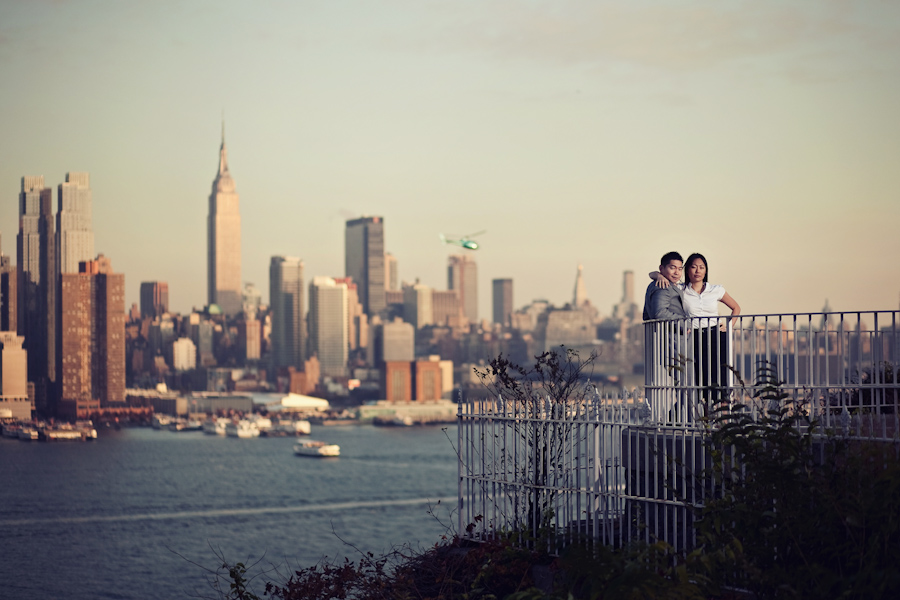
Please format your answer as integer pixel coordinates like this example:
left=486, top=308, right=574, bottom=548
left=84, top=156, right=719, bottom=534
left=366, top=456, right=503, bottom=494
left=0, top=424, right=460, bottom=599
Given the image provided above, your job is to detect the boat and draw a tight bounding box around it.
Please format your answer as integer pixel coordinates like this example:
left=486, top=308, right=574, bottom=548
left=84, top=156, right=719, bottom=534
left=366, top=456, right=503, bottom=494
left=152, top=414, right=173, bottom=429
left=202, top=417, right=230, bottom=435
left=293, top=440, right=340, bottom=457
left=17, top=427, right=39, bottom=441
left=264, top=419, right=311, bottom=436
left=75, top=420, right=98, bottom=440
left=225, top=420, right=260, bottom=438
left=247, top=415, right=272, bottom=434
left=170, top=419, right=203, bottom=432
left=41, top=428, right=85, bottom=441
left=2, top=423, right=22, bottom=438
left=372, top=414, right=415, bottom=427
left=41, top=422, right=98, bottom=441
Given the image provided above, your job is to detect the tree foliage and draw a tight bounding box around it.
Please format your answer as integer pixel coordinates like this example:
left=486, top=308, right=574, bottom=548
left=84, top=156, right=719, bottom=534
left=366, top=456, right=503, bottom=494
left=696, top=363, right=900, bottom=598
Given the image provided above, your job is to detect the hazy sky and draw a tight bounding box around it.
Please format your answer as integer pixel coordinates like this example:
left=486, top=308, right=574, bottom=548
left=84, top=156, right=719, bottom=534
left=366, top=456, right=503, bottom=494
left=2, top=0, right=898, bottom=320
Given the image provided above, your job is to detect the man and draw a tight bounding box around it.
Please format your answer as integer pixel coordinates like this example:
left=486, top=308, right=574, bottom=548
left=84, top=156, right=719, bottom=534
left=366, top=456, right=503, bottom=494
left=643, top=251, right=689, bottom=423
left=642, top=251, right=686, bottom=322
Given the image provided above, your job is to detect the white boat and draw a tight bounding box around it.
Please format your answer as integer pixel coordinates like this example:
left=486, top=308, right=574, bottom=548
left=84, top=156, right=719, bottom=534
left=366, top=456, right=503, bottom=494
left=202, top=417, right=230, bottom=435
left=273, top=419, right=311, bottom=436
left=42, top=429, right=84, bottom=441
left=247, top=415, right=272, bottom=433
left=293, top=440, right=340, bottom=457
left=225, top=420, right=260, bottom=438
left=170, top=419, right=203, bottom=432
left=392, top=414, right=414, bottom=427
left=75, top=420, right=98, bottom=439
left=152, top=414, right=173, bottom=429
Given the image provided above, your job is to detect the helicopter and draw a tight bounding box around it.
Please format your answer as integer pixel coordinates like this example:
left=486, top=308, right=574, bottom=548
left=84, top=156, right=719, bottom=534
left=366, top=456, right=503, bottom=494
left=439, top=231, right=485, bottom=250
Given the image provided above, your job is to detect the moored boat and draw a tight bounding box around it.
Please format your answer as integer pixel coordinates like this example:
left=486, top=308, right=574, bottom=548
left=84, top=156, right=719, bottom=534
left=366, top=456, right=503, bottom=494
left=225, top=419, right=260, bottom=438
left=41, top=428, right=85, bottom=441
left=2, top=423, right=22, bottom=438
left=152, top=414, right=173, bottom=429
left=293, top=440, right=340, bottom=457
left=264, top=419, right=311, bottom=436
left=17, top=427, right=39, bottom=441
left=170, top=419, right=203, bottom=432
left=202, top=417, right=230, bottom=435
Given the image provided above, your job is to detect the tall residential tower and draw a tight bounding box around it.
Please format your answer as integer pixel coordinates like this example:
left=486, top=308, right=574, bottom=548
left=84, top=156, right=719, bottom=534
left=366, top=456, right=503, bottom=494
left=57, top=255, right=125, bottom=419
left=208, top=127, right=242, bottom=315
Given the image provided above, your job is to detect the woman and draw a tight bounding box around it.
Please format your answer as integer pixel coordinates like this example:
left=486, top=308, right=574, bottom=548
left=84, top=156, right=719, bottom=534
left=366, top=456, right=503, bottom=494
left=651, top=253, right=741, bottom=409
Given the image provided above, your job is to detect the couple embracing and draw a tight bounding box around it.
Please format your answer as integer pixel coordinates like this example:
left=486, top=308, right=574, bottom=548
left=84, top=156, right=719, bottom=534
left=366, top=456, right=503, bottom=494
left=643, top=251, right=741, bottom=419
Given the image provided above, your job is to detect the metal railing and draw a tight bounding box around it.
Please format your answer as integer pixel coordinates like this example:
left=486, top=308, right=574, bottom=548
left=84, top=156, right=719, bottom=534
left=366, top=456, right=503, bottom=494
left=457, top=311, right=900, bottom=553
left=645, top=311, right=900, bottom=438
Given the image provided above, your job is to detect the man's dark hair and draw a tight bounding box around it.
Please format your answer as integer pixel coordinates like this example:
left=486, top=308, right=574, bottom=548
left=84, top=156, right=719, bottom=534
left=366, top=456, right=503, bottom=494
left=660, top=251, right=683, bottom=267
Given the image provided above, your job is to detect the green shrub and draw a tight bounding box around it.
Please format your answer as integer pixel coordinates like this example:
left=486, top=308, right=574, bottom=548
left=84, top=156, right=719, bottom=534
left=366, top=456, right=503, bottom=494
left=696, top=363, right=900, bottom=598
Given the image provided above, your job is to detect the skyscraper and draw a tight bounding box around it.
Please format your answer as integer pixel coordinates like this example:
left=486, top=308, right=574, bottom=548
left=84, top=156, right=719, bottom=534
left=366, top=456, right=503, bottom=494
left=492, top=278, right=513, bottom=327
left=0, top=238, right=16, bottom=332
left=333, top=277, right=367, bottom=351
left=269, top=256, right=305, bottom=373
left=431, top=289, right=464, bottom=328
left=57, top=255, right=125, bottom=419
left=18, top=176, right=56, bottom=404
left=345, top=216, right=385, bottom=317
left=308, top=277, right=348, bottom=377
left=140, top=281, right=169, bottom=319
left=448, top=254, right=478, bottom=323
left=16, top=176, right=55, bottom=356
left=56, top=172, right=94, bottom=275
left=384, top=252, right=398, bottom=291
left=208, top=126, right=242, bottom=315
left=403, top=282, right=433, bottom=329
left=612, top=270, right=638, bottom=323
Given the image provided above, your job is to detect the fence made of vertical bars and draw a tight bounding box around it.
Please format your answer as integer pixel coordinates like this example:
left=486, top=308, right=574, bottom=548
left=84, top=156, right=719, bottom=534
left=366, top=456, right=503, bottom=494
left=457, top=310, right=900, bottom=553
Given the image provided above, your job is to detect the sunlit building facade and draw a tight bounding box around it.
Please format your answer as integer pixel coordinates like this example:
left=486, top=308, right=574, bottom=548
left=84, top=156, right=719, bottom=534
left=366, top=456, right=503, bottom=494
left=308, top=277, right=348, bottom=377
left=207, top=128, right=242, bottom=315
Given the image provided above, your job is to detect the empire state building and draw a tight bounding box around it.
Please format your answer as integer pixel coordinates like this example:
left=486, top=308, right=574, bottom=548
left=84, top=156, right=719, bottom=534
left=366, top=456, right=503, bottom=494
left=207, top=126, right=242, bottom=315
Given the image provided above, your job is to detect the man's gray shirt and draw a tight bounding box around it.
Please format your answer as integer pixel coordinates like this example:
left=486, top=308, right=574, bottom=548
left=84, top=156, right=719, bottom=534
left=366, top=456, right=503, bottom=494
left=642, top=281, right=687, bottom=321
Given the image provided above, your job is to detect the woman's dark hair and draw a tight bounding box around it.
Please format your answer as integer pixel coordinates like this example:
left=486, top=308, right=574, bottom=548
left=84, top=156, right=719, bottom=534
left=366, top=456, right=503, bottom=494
left=685, top=253, right=708, bottom=283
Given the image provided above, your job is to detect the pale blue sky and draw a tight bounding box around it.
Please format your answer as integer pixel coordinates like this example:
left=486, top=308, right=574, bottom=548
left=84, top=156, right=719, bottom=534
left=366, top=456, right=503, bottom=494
left=2, top=0, right=898, bottom=319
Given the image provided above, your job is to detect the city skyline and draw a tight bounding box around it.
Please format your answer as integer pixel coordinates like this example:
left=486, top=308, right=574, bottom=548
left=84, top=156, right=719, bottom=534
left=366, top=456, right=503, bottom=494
left=2, top=1, right=899, bottom=319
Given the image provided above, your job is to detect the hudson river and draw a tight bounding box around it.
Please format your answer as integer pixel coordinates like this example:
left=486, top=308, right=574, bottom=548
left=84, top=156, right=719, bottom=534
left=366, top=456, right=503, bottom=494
left=0, top=424, right=459, bottom=599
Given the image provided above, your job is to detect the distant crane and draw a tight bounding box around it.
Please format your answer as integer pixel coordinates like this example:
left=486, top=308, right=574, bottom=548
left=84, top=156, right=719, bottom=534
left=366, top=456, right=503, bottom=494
left=439, top=231, right=486, bottom=251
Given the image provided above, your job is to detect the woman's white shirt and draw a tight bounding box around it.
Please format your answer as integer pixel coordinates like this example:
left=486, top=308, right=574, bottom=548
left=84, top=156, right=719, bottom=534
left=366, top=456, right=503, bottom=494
left=681, top=283, right=726, bottom=329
